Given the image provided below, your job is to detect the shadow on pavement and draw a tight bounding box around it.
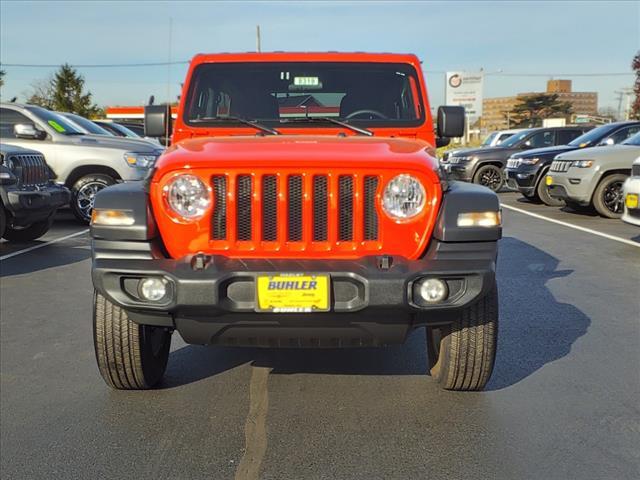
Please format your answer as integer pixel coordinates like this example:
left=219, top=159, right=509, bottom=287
left=0, top=244, right=90, bottom=277
left=487, top=236, right=591, bottom=390
left=158, top=236, right=590, bottom=391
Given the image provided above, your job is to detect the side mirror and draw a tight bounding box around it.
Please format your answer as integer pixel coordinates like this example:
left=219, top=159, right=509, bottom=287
left=436, top=106, right=465, bottom=139
left=436, top=137, right=451, bottom=148
left=14, top=123, right=46, bottom=140
left=601, top=138, right=614, bottom=146
left=144, top=104, right=173, bottom=139
left=521, top=141, right=532, bottom=149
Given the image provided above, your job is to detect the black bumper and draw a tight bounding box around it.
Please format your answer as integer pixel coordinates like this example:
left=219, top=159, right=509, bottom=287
left=548, top=184, right=569, bottom=200
left=0, top=183, right=70, bottom=225
left=505, top=168, right=537, bottom=194
left=444, top=164, right=473, bottom=182
left=92, top=240, right=497, bottom=347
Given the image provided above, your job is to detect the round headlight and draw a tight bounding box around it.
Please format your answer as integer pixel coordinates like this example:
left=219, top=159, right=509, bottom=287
left=164, top=174, right=211, bottom=220
left=382, top=174, right=426, bottom=220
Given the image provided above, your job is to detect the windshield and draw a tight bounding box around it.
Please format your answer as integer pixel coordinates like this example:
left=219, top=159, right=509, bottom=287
left=481, top=132, right=498, bottom=146
left=499, top=130, right=532, bottom=148
left=61, top=113, right=113, bottom=136
left=184, top=62, right=425, bottom=127
left=568, top=124, right=618, bottom=147
left=622, top=132, right=640, bottom=146
left=100, top=122, right=140, bottom=138
left=27, top=107, right=85, bottom=135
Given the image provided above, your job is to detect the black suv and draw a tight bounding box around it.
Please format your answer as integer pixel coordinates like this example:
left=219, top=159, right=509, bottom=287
left=443, top=126, right=590, bottom=191
left=0, top=144, right=70, bottom=241
left=505, top=121, right=640, bottom=205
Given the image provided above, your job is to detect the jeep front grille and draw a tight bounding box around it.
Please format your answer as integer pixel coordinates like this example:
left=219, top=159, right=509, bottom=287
left=632, top=164, right=640, bottom=177
left=8, top=154, right=49, bottom=187
left=209, top=172, right=380, bottom=247
left=550, top=160, right=572, bottom=173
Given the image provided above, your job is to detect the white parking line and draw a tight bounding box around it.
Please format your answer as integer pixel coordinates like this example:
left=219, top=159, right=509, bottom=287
left=0, top=229, right=90, bottom=261
left=501, top=204, right=640, bottom=248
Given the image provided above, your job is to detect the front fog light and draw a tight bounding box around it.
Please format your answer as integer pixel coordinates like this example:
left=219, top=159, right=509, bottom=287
left=139, top=277, right=168, bottom=302
left=418, top=278, right=448, bottom=304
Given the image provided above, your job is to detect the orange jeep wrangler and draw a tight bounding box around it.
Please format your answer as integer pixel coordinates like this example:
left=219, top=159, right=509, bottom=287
left=90, top=53, right=501, bottom=391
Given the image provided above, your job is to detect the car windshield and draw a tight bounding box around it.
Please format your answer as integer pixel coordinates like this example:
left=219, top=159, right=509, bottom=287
left=481, top=132, right=498, bottom=146
left=621, top=132, right=640, bottom=146
left=100, top=122, right=140, bottom=138
left=568, top=124, right=618, bottom=147
left=184, top=62, right=425, bottom=127
left=499, top=130, right=532, bottom=148
left=61, top=113, right=113, bottom=136
left=27, top=107, right=85, bottom=135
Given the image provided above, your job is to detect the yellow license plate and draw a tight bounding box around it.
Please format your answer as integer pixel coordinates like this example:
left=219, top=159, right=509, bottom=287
left=546, top=175, right=553, bottom=186
left=626, top=193, right=639, bottom=209
left=256, top=274, right=330, bottom=312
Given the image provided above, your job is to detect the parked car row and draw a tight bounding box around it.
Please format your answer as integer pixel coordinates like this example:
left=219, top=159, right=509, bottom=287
left=442, top=121, right=640, bottom=222
left=0, top=103, right=163, bottom=227
left=441, top=126, right=590, bottom=191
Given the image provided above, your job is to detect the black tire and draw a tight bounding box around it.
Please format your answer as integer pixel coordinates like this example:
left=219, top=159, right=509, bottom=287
left=426, top=283, right=498, bottom=391
left=71, top=174, right=116, bottom=223
left=473, top=165, right=504, bottom=192
left=592, top=173, right=627, bottom=219
left=93, top=291, right=172, bottom=390
left=0, top=206, right=6, bottom=239
left=537, top=172, right=564, bottom=207
left=2, top=214, right=54, bottom=242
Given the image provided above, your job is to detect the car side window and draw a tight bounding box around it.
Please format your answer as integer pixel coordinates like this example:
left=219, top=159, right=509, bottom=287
left=527, top=131, right=555, bottom=148
left=0, top=108, right=34, bottom=138
left=609, top=126, right=640, bottom=144
left=557, top=130, right=583, bottom=144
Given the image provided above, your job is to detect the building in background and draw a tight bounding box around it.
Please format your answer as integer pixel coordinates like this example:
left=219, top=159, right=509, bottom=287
left=482, top=80, right=598, bottom=131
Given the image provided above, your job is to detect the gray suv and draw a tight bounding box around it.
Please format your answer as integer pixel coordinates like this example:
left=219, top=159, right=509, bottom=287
left=0, top=104, right=163, bottom=222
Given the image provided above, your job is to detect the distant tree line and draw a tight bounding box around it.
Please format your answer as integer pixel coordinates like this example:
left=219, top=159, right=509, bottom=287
left=504, top=93, right=573, bottom=128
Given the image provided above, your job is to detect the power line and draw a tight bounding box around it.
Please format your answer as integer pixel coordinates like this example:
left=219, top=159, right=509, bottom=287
left=0, top=61, right=190, bottom=68
left=0, top=62, right=634, bottom=77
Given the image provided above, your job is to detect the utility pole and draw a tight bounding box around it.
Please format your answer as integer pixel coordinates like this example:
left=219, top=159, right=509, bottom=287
left=256, top=25, right=261, bottom=53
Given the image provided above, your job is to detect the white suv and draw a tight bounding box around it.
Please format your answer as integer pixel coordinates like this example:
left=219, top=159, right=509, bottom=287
left=0, top=103, right=163, bottom=222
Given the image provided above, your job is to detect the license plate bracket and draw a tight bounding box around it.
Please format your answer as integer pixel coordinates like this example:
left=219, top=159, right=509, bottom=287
left=255, top=274, right=330, bottom=313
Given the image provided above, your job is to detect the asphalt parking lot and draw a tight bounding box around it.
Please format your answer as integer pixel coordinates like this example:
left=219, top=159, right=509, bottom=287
left=1, top=193, right=639, bottom=480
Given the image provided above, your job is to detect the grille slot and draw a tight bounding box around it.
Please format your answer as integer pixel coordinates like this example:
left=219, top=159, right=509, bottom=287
left=338, top=176, right=354, bottom=241
left=262, top=175, right=278, bottom=241
left=363, top=176, right=379, bottom=241
left=632, top=164, right=640, bottom=177
left=288, top=175, right=303, bottom=241
left=550, top=160, right=571, bottom=173
left=9, top=154, right=49, bottom=186
left=313, top=176, right=328, bottom=241
left=506, top=158, right=521, bottom=169
left=236, top=175, right=252, bottom=241
left=211, top=176, right=227, bottom=240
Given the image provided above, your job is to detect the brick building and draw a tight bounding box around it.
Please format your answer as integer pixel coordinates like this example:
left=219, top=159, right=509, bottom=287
left=482, top=80, right=598, bottom=131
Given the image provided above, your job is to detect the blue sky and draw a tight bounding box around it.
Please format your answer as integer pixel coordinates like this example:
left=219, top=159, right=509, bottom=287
left=1, top=1, right=638, bottom=112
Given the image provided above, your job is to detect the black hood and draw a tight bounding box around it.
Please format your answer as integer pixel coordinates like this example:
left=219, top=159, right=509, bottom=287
left=511, top=144, right=576, bottom=159
left=455, top=146, right=520, bottom=158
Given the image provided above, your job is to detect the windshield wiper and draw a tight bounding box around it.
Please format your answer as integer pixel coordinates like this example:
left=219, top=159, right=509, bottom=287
left=280, top=117, right=373, bottom=136
left=190, top=116, right=279, bottom=135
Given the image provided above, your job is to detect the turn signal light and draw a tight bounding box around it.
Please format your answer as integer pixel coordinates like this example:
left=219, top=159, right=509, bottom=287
left=457, top=211, right=501, bottom=228
left=91, top=209, right=135, bottom=226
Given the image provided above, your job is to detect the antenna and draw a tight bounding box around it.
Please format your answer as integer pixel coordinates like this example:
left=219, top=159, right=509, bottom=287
left=256, top=25, right=261, bottom=53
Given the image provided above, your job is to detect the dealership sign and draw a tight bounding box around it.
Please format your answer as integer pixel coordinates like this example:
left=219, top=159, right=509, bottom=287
left=445, top=71, right=484, bottom=120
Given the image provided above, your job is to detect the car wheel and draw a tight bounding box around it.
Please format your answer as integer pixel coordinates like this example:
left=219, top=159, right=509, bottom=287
left=93, top=291, right=172, bottom=390
left=426, top=282, right=498, bottom=391
left=593, top=173, right=627, bottom=219
left=71, top=174, right=116, bottom=223
left=537, top=173, right=564, bottom=207
left=2, top=214, right=55, bottom=242
left=473, top=165, right=504, bottom=192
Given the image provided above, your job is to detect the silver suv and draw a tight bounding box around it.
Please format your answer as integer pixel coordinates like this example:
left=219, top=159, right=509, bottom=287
left=0, top=103, right=163, bottom=222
